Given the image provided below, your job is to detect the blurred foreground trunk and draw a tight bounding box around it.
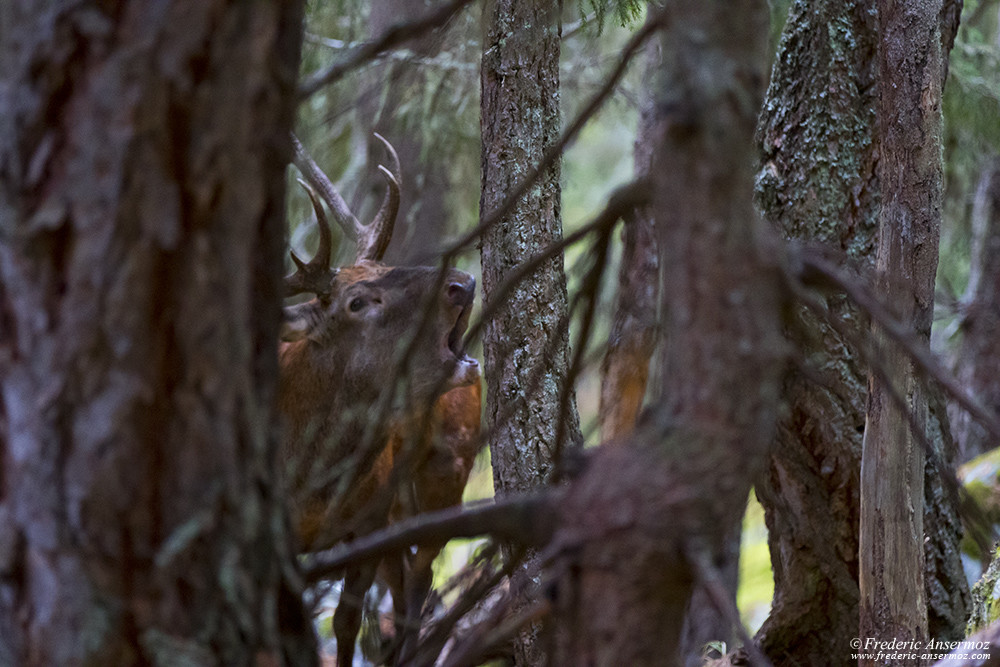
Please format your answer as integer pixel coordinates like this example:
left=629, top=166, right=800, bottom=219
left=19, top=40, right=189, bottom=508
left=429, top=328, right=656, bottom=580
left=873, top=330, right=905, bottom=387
left=549, top=2, right=780, bottom=663
left=0, top=2, right=314, bottom=664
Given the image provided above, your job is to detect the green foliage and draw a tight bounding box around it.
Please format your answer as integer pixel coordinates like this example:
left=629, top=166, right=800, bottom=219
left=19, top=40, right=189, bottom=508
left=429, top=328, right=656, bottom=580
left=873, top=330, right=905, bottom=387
left=958, top=448, right=1000, bottom=563
left=576, top=0, right=644, bottom=32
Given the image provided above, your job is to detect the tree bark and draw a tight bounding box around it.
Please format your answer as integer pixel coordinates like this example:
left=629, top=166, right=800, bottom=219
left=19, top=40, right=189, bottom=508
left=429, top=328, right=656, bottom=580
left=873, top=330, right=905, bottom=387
left=598, top=22, right=659, bottom=445
left=859, top=0, right=946, bottom=658
left=479, top=0, right=582, bottom=663
left=599, top=30, right=738, bottom=662
left=550, top=1, right=778, bottom=664
left=479, top=0, right=582, bottom=504
left=0, top=2, right=314, bottom=664
left=755, top=1, right=968, bottom=661
left=753, top=3, right=878, bottom=663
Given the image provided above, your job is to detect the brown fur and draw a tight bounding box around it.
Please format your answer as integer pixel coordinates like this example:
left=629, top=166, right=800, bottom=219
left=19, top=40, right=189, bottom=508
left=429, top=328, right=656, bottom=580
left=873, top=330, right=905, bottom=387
left=377, top=382, right=482, bottom=662
left=277, top=261, right=481, bottom=667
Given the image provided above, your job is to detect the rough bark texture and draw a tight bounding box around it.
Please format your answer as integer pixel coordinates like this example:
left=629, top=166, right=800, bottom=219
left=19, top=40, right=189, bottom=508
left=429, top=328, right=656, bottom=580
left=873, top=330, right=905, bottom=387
left=753, top=3, right=878, bottom=663
left=859, top=0, right=945, bottom=657
left=923, top=396, right=969, bottom=643
left=755, top=1, right=968, bottom=662
left=479, top=1, right=581, bottom=663
left=952, top=162, right=1000, bottom=462
left=479, top=0, right=582, bottom=499
left=549, top=2, right=779, bottom=664
left=0, top=2, right=314, bottom=665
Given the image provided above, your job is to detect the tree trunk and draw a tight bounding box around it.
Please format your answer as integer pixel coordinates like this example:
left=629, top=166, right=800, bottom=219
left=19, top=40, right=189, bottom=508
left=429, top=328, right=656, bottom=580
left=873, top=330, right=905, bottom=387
left=598, top=22, right=659, bottom=445
left=754, top=1, right=967, bottom=661
left=550, top=1, right=778, bottom=664
left=0, top=2, right=314, bottom=664
left=479, top=0, right=582, bottom=663
left=753, top=3, right=878, bottom=663
left=599, top=29, right=738, bottom=662
left=859, top=0, right=946, bottom=657
left=479, top=0, right=581, bottom=497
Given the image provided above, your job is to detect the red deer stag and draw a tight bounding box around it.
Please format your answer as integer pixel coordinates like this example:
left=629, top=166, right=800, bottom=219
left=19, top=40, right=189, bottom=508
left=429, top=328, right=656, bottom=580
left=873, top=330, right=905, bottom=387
left=279, top=134, right=482, bottom=667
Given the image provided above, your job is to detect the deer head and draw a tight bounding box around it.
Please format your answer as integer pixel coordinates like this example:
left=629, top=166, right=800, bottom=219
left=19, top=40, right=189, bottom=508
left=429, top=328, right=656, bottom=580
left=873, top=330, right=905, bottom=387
left=278, top=134, right=480, bottom=550
left=281, top=135, right=479, bottom=406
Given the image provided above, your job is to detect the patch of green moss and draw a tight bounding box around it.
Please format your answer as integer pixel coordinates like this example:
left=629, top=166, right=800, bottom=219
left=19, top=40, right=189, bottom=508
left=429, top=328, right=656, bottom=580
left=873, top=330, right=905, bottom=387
left=959, top=449, right=1000, bottom=560
left=968, top=545, right=1000, bottom=634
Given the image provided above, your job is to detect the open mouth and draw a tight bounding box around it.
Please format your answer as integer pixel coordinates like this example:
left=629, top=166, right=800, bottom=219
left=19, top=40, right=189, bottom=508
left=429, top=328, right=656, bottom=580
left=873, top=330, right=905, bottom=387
left=446, top=305, right=472, bottom=360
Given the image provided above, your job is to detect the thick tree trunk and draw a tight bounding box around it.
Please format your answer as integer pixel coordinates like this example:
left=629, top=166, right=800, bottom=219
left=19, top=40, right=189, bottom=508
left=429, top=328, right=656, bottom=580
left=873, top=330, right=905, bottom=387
left=599, top=31, right=738, bottom=662
left=0, top=2, right=314, bottom=664
left=550, top=1, right=778, bottom=664
left=479, top=1, right=582, bottom=663
left=859, top=0, right=945, bottom=658
left=753, top=3, right=878, bottom=663
left=755, top=1, right=967, bottom=662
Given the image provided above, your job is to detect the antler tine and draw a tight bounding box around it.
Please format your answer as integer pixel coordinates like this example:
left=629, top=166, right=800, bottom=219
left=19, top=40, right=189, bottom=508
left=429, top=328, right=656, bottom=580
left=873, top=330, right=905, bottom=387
left=286, top=179, right=337, bottom=298
left=355, top=132, right=402, bottom=262
left=291, top=132, right=362, bottom=242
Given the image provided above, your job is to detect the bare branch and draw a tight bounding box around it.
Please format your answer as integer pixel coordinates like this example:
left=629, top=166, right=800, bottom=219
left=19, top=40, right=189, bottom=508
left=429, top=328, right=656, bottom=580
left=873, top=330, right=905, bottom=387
left=298, top=0, right=476, bottom=99
left=789, top=264, right=999, bottom=549
left=300, top=494, right=555, bottom=583
left=686, top=542, right=775, bottom=667
left=791, top=248, right=1000, bottom=442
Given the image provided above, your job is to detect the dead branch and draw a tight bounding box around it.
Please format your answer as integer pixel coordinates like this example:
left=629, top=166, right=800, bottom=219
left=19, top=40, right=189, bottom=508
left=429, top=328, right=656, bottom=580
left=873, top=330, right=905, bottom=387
left=686, top=542, right=775, bottom=667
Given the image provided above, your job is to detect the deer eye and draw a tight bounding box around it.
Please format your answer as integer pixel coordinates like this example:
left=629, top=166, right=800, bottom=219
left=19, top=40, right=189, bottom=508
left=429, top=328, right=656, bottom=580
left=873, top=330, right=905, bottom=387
left=348, top=297, right=366, bottom=313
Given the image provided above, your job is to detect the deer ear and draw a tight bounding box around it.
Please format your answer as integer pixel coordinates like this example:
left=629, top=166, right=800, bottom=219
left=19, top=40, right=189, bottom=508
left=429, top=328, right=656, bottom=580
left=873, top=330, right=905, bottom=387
left=280, top=301, right=316, bottom=342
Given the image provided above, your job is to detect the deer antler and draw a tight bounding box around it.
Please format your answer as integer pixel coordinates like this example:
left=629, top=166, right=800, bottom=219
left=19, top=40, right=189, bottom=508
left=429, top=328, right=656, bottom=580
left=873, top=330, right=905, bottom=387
left=291, top=132, right=401, bottom=263
left=285, top=179, right=337, bottom=298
